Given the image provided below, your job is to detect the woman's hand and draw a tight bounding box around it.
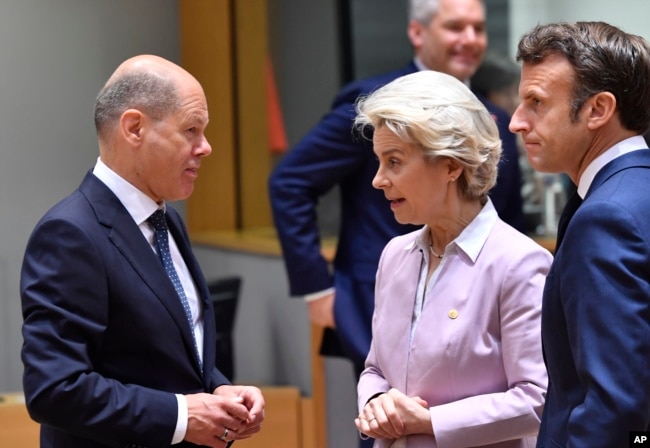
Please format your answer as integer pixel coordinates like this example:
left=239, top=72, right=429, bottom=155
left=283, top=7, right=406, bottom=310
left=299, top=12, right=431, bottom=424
left=355, top=388, right=432, bottom=440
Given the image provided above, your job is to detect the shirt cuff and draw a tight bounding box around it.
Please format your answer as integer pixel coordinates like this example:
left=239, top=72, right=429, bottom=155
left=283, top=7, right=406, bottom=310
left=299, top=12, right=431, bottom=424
left=172, top=394, right=188, bottom=444
left=304, top=287, right=335, bottom=302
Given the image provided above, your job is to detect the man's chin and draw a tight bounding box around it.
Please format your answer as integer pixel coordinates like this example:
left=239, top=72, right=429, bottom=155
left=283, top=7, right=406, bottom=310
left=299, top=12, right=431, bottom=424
left=450, top=64, right=479, bottom=83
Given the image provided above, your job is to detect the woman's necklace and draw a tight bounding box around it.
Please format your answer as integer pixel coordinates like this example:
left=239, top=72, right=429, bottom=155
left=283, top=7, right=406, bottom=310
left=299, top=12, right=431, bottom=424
left=429, top=244, right=443, bottom=259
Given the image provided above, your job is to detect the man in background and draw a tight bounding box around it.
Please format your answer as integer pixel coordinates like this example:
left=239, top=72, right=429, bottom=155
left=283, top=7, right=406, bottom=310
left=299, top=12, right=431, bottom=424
left=510, top=21, right=650, bottom=446
left=21, top=54, right=264, bottom=448
left=269, top=0, right=522, bottom=385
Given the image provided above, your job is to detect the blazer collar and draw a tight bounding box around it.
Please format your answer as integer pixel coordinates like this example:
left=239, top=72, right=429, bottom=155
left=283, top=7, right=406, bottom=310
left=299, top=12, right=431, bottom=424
left=405, top=199, right=498, bottom=264
left=578, top=136, right=647, bottom=198
left=587, top=149, right=650, bottom=199
left=78, top=171, right=207, bottom=376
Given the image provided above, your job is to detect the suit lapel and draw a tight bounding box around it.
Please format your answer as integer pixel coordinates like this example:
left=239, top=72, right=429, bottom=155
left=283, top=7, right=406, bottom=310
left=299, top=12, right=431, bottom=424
left=79, top=173, right=204, bottom=375
left=557, top=150, right=650, bottom=252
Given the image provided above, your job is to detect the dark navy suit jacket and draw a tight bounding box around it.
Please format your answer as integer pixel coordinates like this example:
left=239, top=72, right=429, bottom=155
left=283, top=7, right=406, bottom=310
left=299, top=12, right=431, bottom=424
left=268, top=61, right=523, bottom=368
left=537, top=150, right=650, bottom=447
left=20, top=172, right=230, bottom=448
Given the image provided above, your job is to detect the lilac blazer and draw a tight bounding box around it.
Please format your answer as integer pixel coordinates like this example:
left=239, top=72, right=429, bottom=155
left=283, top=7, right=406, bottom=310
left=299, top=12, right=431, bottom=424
left=358, top=209, right=551, bottom=448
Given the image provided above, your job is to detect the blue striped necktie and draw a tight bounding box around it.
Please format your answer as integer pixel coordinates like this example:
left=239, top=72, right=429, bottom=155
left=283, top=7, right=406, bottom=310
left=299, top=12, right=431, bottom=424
left=148, top=209, right=202, bottom=369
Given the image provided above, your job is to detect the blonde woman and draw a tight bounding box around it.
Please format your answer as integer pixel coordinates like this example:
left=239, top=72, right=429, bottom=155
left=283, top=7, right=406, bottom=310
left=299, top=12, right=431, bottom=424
left=354, top=70, right=551, bottom=448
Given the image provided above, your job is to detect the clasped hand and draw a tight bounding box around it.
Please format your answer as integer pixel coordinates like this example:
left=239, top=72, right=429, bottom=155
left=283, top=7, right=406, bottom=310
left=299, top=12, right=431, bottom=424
left=184, top=384, right=265, bottom=447
left=355, top=388, right=431, bottom=440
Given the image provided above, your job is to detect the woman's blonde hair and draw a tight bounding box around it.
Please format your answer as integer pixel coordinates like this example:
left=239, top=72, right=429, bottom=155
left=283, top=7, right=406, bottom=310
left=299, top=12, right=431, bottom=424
left=354, top=70, right=502, bottom=200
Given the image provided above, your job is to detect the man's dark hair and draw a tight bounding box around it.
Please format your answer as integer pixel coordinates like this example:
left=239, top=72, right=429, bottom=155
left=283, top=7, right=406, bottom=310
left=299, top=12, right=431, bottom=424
left=516, top=21, right=650, bottom=133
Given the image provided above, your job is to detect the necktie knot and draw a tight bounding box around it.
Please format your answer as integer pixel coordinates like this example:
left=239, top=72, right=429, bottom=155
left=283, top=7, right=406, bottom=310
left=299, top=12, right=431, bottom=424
left=148, top=209, right=167, bottom=232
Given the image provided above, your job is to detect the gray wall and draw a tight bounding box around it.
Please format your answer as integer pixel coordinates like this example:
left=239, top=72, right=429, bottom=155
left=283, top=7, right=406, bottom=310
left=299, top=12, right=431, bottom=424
left=509, top=0, right=650, bottom=55
left=0, top=0, right=180, bottom=391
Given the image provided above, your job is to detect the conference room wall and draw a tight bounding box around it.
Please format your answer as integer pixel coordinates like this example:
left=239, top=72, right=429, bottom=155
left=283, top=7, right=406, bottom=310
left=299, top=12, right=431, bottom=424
left=0, top=0, right=180, bottom=393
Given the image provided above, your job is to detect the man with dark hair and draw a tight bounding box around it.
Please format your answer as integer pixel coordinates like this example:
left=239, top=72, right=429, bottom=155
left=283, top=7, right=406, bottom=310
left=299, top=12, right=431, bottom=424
left=510, top=21, right=650, bottom=447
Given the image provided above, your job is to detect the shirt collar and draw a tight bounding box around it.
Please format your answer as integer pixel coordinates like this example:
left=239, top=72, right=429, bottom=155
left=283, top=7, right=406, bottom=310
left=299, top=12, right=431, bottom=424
left=414, top=198, right=498, bottom=263
left=412, top=57, right=471, bottom=87
left=413, top=57, right=427, bottom=72
left=577, top=135, right=647, bottom=198
left=92, top=157, right=162, bottom=225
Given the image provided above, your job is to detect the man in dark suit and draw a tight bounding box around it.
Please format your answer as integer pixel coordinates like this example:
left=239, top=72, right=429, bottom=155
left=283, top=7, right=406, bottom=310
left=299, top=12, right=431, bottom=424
left=509, top=21, right=650, bottom=447
left=268, top=0, right=522, bottom=380
left=20, top=55, right=264, bottom=448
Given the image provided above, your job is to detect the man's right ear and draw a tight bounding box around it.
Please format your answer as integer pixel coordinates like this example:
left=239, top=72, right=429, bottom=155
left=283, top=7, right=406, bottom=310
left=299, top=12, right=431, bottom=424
left=120, top=109, right=144, bottom=144
left=407, top=20, right=424, bottom=49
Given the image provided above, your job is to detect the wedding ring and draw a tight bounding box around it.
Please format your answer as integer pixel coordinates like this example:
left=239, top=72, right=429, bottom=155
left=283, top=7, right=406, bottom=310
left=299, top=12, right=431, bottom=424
left=218, top=427, right=229, bottom=441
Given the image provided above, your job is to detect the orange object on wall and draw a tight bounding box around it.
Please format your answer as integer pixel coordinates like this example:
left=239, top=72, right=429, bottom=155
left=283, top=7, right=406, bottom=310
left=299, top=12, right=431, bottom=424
left=266, top=56, right=288, bottom=154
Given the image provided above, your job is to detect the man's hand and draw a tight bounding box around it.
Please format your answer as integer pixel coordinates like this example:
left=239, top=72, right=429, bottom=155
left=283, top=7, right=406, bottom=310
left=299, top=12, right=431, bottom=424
left=308, top=291, right=336, bottom=328
left=214, top=385, right=265, bottom=440
left=184, top=392, right=250, bottom=447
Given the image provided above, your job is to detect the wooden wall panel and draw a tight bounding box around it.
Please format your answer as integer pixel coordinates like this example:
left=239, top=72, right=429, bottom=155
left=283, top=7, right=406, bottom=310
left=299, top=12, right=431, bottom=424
left=310, top=324, right=329, bottom=448
left=0, top=394, right=38, bottom=448
left=180, top=0, right=238, bottom=232
left=234, top=0, right=273, bottom=228
left=180, top=0, right=272, bottom=232
left=179, top=3, right=325, bottom=447
left=235, top=387, right=302, bottom=448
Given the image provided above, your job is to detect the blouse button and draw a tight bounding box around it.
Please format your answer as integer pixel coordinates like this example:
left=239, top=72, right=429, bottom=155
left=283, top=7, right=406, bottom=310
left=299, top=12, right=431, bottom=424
left=448, top=309, right=458, bottom=319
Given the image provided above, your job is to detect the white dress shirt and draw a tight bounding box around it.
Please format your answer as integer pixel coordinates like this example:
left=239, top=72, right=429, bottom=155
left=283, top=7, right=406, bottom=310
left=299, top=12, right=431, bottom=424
left=92, top=157, right=202, bottom=444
